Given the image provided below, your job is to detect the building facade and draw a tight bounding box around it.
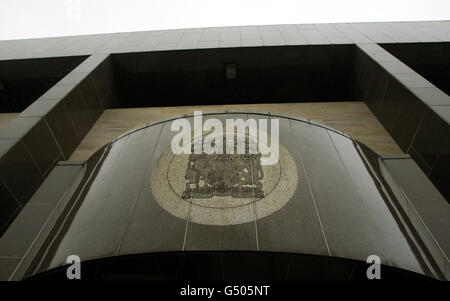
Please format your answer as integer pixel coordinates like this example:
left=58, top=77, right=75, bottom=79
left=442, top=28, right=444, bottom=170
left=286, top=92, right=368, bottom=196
left=0, top=21, right=449, bottom=280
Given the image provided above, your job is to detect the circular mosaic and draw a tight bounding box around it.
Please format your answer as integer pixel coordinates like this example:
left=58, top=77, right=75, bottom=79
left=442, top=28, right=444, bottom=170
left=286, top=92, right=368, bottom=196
left=151, top=130, right=298, bottom=226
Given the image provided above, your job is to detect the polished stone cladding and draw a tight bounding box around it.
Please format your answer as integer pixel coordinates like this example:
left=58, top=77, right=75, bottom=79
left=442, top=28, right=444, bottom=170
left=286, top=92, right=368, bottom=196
left=1, top=22, right=449, bottom=59
left=0, top=21, right=450, bottom=233
left=0, top=22, right=449, bottom=268
left=0, top=112, right=448, bottom=280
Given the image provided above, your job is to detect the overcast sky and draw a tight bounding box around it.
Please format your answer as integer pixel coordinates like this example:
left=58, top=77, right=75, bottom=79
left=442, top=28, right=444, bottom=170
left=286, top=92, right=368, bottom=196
left=0, top=0, right=449, bottom=40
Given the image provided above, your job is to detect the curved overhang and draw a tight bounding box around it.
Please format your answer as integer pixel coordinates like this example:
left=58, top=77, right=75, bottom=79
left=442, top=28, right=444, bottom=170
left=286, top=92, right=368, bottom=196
left=27, top=251, right=434, bottom=281
left=14, top=111, right=446, bottom=280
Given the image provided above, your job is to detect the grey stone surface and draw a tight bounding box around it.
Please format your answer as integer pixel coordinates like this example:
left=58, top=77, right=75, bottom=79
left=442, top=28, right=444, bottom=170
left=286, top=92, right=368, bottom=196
left=44, top=125, right=162, bottom=268
left=412, top=87, right=450, bottom=106
left=0, top=258, right=20, bottom=281
left=255, top=117, right=329, bottom=255
left=0, top=22, right=448, bottom=60
left=0, top=203, right=54, bottom=257
left=28, top=164, right=83, bottom=205
left=0, top=117, right=41, bottom=139
left=382, top=157, right=450, bottom=278
left=0, top=140, right=43, bottom=206
left=184, top=223, right=257, bottom=251
left=118, top=122, right=187, bottom=255
left=290, top=120, right=392, bottom=263
left=355, top=42, right=450, bottom=202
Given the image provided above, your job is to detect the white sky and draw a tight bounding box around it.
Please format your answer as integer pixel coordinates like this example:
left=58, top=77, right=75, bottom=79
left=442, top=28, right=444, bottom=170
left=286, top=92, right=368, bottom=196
left=0, top=0, right=449, bottom=41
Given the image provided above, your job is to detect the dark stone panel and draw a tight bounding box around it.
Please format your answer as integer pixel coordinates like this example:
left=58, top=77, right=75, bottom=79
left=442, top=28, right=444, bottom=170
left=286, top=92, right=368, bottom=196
left=356, top=49, right=376, bottom=100
left=409, top=146, right=432, bottom=175
left=28, top=164, right=83, bottom=205
left=384, top=159, right=450, bottom=260
left=24, top=141, right=128, bottom=269
left=78, top=76, right=103, bottom=121
left=362, top=43, right=449, bottom=201
left=383, top=157, right=450, bottom=270
left=0, top=258, right=20, bottom=281
left=7, top=156, right=104, bottom=280
left=353, top=48, right=366, bottom=90
left=98, top=90, right=112, bottom=109
left=62, top=87, right=94, bottom=139
left=0, top=140, right=43, bottom=206
left=119, top=190, right=187, bottom=254
left=383, top=158, right=450, bottom=246
left=0, top=164, right=84, bottom=269
left=0, top=116, right=39, bottom=139
left=327, top=131, right=420, bottom=268
left=47, top=125, right=164, bottom=263
left=18, top=99, right=81, bottom=160
left=255, top=117, right=329, bottom=255
left=410, top=109, right=450, bottom=170
left=429, top=154, right=450, bottom=202
left=377, top=78, right=407, bottom=133
left=366, top=63, right=389, bottom=115
left=184, top=223, right=258, bottom=251
left=118, top=123, right=188, bottom=255
left=289, top=121, right=388, bottom=261
left=0, top=179, right=21, bottom=237
left=21, top=118, right=62, bottom=176
left=383, top=158, right=443, bottom=200
left=0, top=203, right=54, bottom=257
left=43, top=101, right=81, bottom=159
left=390, top=90, right=428, bottom=152
left=102, top=91, right=119, bottom=108
left=91, top=56, right=116, bottom=101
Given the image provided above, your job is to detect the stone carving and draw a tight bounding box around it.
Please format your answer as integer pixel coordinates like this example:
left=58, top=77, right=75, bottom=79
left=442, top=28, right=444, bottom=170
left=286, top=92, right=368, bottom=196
left=182, top=136, right=264, bottom=199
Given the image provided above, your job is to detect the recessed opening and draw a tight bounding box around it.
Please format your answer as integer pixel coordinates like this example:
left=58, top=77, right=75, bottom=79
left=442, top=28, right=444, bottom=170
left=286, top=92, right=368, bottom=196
left=110, top=45, right=357, bottom=108
left=0, top=55, right=88, bottom=113
left=380, top=42, right=450, bottom=95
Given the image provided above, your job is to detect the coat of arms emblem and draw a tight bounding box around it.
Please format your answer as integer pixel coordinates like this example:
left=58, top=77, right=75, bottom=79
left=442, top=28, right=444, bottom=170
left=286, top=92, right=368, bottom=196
left=181, top=136, right=264, bottom=199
